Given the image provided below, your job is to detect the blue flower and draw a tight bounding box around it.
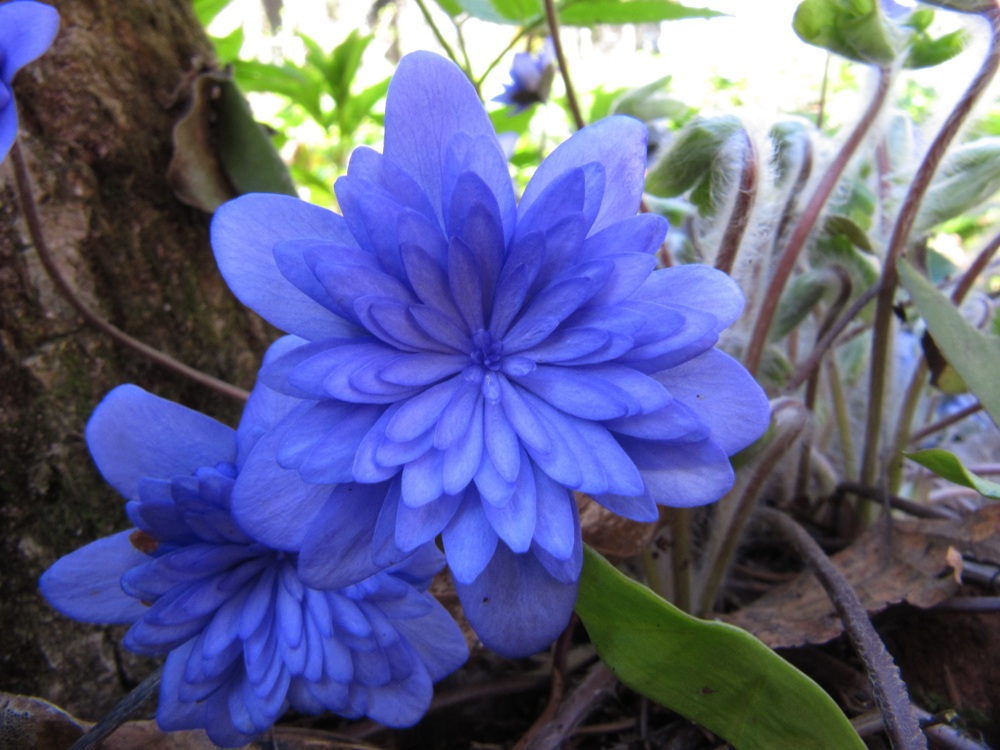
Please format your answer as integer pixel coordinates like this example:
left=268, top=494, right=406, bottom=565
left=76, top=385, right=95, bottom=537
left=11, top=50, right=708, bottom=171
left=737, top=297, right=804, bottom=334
left=212, top=52, right=770, bottom=658
left=39, top=378, right=468, bottom=747
left=0, top=1, right=59, bottom=161
left=493, top=38, right=556, bottom=112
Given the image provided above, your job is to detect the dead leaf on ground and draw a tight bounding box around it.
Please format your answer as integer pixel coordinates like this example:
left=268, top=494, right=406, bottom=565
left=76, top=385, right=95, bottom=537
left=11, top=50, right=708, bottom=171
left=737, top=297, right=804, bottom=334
left=723, top=504, right=1000, bottom=648
left=577, top=492, right=658, bottom=561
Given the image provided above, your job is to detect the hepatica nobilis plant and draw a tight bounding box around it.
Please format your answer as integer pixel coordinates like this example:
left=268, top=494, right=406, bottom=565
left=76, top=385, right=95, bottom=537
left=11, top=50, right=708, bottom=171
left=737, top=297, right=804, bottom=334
left=212, top=51, right=770, bottom=658
left=39, top=378, right=468, bottom=747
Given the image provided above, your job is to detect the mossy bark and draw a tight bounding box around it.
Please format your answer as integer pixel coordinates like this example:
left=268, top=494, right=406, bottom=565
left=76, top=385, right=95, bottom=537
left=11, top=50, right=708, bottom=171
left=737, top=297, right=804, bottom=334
left=0, top=0, right=272, bottom=719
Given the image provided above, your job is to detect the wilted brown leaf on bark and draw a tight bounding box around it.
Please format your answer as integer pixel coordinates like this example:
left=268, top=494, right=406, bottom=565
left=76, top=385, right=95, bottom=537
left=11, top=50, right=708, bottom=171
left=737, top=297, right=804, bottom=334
left=577, top=492, right=658, bottom=561
left=723, top=505, right=1000, bottom=648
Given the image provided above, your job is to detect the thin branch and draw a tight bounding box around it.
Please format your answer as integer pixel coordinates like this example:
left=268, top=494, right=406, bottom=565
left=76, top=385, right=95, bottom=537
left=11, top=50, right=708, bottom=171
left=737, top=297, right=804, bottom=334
left=68, top=666, right=163, bottom=750
left=542, top=0, right=585, bottom=130
left=512, top=617, right=575, bottom=750
left=757, top=508, right=927, bottom=750
left=861, top=5, right=1000, bottom=488
left=835, top=481, right=959, bottom=520
left=520, top=662, right=619, bottom=750
left=745, top=68, right=892, bottom=376
left=413, top=0, right=466, bottom=79
left=10, top=141, right=249, bottom=402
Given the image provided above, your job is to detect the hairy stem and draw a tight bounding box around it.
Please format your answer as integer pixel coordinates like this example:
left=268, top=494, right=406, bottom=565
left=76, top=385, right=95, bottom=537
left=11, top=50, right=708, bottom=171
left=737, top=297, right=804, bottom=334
left=715, top=130, right=757, bottom=275
left=745, top=68, right=892, bottom=376
left=861, top=6, right=1000, bottom=489
left=10, top=142, right=249, bottom=402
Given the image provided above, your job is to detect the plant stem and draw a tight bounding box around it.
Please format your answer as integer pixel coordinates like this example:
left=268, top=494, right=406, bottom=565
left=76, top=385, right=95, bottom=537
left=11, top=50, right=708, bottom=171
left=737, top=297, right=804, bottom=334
left=860, top=6, right=1000, bottom=490
left=69, top=666, right=163, bottom=750
left=413, top=0, right=467, bottom=80
left=542, top=0, right=585, bottom=130
left=664, top=506, right=692, bottom=612
left=10, top=141, right=249, bottom=402
left=828, top=357, right=859, bottom=481
left=745, top=68, right=892, bottom=377
left=757, top=508, right=927, bottom=750
left=715, top=130, right=757, bottom=275
left=908, top=399, right=983, bottom=445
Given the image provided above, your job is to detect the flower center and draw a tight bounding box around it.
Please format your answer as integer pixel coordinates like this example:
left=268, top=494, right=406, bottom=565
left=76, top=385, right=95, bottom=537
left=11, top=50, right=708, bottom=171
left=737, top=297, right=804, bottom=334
left=469, top=329, right=503, bottom=371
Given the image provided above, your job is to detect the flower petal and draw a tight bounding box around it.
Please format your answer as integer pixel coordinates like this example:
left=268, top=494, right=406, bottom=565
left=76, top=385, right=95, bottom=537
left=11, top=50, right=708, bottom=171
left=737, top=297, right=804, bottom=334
left=39, top=530, right=150, bottom=624
left=519, top=116, right=647, bottom=236
left=0, top=1, right=60, bottom=81
left=212, top=194, right=358, bottom=340
left=453, top=542, right=578, bottom=658
left=442, top=491, right=499, bottom=584
left=86, top=385, right=235, bottom=502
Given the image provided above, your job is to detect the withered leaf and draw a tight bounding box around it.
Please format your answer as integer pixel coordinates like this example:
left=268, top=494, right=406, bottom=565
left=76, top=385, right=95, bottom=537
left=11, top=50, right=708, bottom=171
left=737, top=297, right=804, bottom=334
left=723, top=505, right=1000, bottom=648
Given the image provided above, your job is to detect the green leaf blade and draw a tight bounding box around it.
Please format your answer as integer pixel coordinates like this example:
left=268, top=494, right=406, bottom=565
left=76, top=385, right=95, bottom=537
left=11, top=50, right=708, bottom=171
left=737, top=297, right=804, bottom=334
left=906, top=448, right=1000, bottom=499
left=575, top=547, right=866, bottom=750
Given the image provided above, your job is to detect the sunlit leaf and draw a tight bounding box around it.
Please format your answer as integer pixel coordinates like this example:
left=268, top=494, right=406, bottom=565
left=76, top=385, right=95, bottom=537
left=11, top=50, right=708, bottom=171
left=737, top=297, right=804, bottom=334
left=575, top=547, right=866, bottom=750
left=906, top=448, right=1000, bottom=499
left=232, top=59, right=325, bottom=125
left=915, top=138, right=1000, bottom=231
left=559, top=0, right=725, bottom=25
left=340, top=77, right=390, bottom=136
left=210, top=26, right=243, bottom=64
left=433, top=0, right=463, bottom=14
left=645, top=115, right=744, bottom=210
left=771, top=268, right=845, bottom=341
left=192, top=0, right=234, bottom=26
left=458, top=0, right=542, bottom=23
left=899, top=258, right=1000, bottom=427
left=327, top=30, right=375, bottom=109
left=611, top=76, right=693, bottom=124
left=906, top=28, right=968, bottom=69
left=793, top=0, right=898, bottom=65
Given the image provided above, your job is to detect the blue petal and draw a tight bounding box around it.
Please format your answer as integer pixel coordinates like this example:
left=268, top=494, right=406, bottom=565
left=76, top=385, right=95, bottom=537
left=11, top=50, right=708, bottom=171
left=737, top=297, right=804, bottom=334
left=0, top=104, right=17, bottom=165
left=364, top=663, right=433, bottom=728
left=442, top=491, right=498, bottom=584
left=212, top=194, right=358, bottom=341
left=482, top=448, right=536, bottom=552
left=441, top=131, right=518, bottom=246
left=633, top=264, right=746, bottom=331
left=654, top=349, right=770, bottom=455
left=484, top=399, right=519, bottom=483
left=312, top=248, right=416, bottom=326
left=530, top=467, right=578, bottom=561
left=394, top=489, right=463, bottom=552
left=400, top=448, right=445, bottom=507
left=231, top=423, right=333, bottom=551
left=593, top=488, right=660, bottom=522
left=0, top=1, right=59, bottom=81
left=454, top=542, right=578, bottom=658
left=383, top=52, right=509, bottom=232
left=513, top=364, right=664, bottom=420
left=441, top=396, right=484, bottom=494
left=392, top=598, right=468, bottom=681
left=579, top=213, right=668, bottom=260
left=157, top=643, right=207, bottom=732
left=519, top=116, right=648, bottom=236
left=297, top=483, right=386, bottom=589
left=625, top=437, right=736, bottom=507
left=276, top=401, right=383, bottom=484
left=605, top=399, right=708, bottom=443
left=39, top=530, right=150, bottom=624
left=86, top=385, right=235, bottom=502
left=358, top=299, right=459, bottom=354
left=386, top=378, right=464, bottom=443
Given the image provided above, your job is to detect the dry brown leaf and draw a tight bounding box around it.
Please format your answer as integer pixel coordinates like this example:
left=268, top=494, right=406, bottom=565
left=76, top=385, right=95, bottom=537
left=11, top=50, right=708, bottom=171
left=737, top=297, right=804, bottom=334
left=723, top=504, right=1000, bottom=648
left=577, top=492, right=658, bottom=561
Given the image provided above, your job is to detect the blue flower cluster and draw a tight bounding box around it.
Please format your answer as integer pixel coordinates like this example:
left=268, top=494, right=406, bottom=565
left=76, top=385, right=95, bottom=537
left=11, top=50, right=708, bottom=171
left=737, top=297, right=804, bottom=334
left=0, top=0, right=59, bottom=161
left=40, top=49, right=769, bottom=747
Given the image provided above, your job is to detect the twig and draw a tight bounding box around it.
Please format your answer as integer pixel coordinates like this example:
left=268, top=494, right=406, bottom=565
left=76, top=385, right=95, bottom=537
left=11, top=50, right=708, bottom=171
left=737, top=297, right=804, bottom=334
left=413, top=0, right=466, bottom=80
left=68, top=666, right=163, bottom=750
left=853, top=707, right=993, bottom=750
left=519, top=661, right=619, bottom=750
left=908, top=401, right=984, bottom=446
left=934, top=596, right=1000, bottom=613
left=511, top=616, right=575, bottom=750
left=757, top=508, right=927, bottom=750
left=542, top=0, right=584, bottom=130
left=9, top=141, right=249, bottom=402
left=835, top=481, right=959, bottom=520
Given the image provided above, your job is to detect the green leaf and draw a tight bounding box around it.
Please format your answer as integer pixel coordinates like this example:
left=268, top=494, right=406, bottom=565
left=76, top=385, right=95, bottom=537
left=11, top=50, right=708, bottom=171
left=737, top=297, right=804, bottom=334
left=644, top=115, right=744, bottom=209
left=906, top=448, right=1000, bottom=499
left=232, top=59, right=325, bottom=125
left=915, top=138, right=1000, bottom=231
left=326, top=30, right=375, bottom=109
left=216, top=80, right=297, bottom=198
left=339, top=77, right=390, bottom=136
left=906, top=28, right=968, bottom=69
left=559, top=0, right=725, bottom=25
left=433, top=0, right=463, bottom=14
left=898, top=258, right=1000, bottom=427
left=793, top=0, right=898, bottom=65
left=458, top=0, right=542, bottom=23
left=611, top=76, right=693, bottom=124
left=210, top=25, right=244, bottom=64
left=575, top=547, right=866, bottom=750
left=825, top=214, right=874, bottom=253
left=192, top=0, right=234, bottom=26
left=771, top=268, right=844, bottom=341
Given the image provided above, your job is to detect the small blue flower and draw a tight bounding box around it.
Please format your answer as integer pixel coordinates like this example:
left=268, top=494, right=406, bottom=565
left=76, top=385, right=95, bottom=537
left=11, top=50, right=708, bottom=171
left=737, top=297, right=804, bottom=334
left=213, top=52, right=770, bottom=658
left=0, top=1, right=59, bottom=161
left=493, top=38, right=556, bottom=112
left=39, top=377, right=467, bottom=747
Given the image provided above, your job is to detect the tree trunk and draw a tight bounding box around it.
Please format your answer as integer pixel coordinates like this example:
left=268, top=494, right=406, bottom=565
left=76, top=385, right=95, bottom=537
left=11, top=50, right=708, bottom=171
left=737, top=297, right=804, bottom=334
left=0, top=0, right=272, bottom=719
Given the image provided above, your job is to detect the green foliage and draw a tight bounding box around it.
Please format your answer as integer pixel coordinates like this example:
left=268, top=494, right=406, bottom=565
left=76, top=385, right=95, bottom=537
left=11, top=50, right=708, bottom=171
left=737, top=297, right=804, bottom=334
left=916, top=138, right=1000, bottom=232
left=899, top=259, right=1000, bottom=427
left=906, top=448, right=1000, bottom=498
left=558, top=0, right=725, bottom=25
left=192, top=0, right=234, bottom=26
left=792, top=0, right=898, bottom=65
left=575, top=547, right=866, bottom=750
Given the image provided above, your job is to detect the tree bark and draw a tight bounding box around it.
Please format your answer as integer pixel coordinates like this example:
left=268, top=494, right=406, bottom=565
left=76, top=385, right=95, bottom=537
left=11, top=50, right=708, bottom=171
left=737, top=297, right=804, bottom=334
left=0, top=0, right=272, bottom=719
